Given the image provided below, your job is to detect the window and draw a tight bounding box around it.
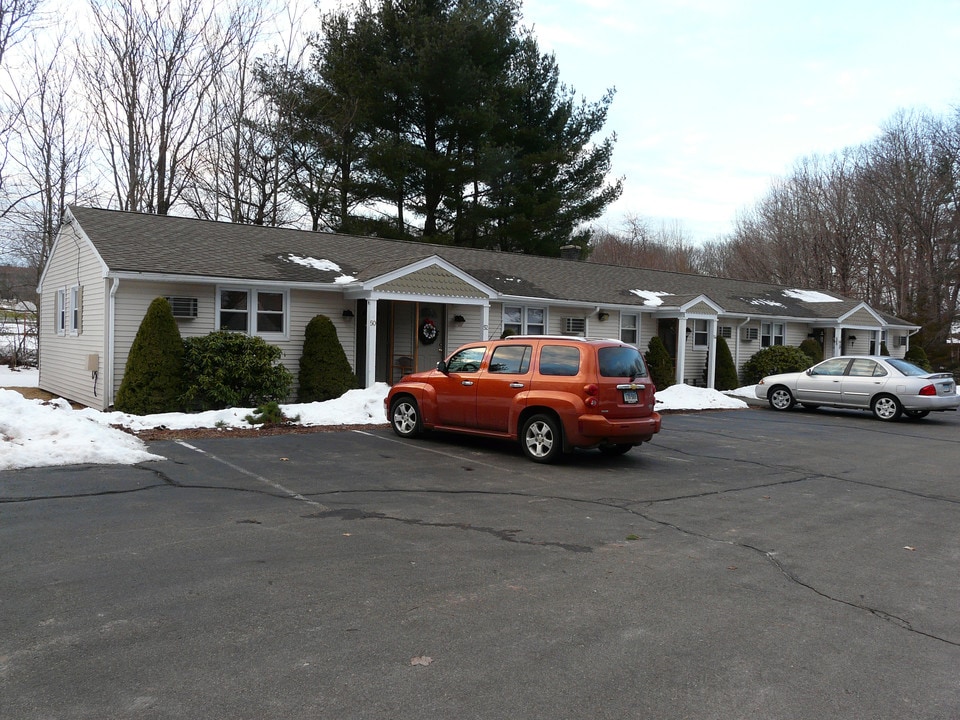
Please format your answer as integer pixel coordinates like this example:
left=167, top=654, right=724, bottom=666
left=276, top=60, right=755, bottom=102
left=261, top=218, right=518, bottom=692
left=718, top=326, right=732, bottom=339
left=692, top=319, right=708, bottom=347
left=489, top=345, right=532, bottom=374
left=502, top=305, right=545, bottom=336
left=761, top=322, right=784, bottom=347
left=56, top=289, right=66, bottom=335
left=620, top=314, right=638, bottom=345
left=446, top=347, right=486, bottom=373
left=811, top=358, right=850, bottom=376
left=218, top=288, right=287, bottom=338
left=599, top=346, right=647, bottom=378
left=539, top=345, right=580, bottom=376
left=849, top=359, right=885, bottom=377
left=70, top=286, right=81, bottom=334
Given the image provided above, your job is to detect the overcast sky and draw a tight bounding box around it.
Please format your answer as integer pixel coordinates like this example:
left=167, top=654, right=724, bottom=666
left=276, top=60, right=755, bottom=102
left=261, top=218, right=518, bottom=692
left=519, top=0, right=960, bottom=241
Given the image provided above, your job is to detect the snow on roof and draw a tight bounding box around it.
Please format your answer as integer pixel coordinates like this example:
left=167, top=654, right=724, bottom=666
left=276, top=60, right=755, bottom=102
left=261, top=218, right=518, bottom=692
left=630, top=290, right=673, bottom=306
left=281, top=254, right=342, bottom=273
left=747, top=299, right=787, bottom=308
left=783, top=289, right=841, bottom=303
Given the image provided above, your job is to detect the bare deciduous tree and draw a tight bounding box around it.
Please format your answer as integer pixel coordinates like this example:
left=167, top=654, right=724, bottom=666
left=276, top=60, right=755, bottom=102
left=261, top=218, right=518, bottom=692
left=81, top=0, right=242, bottom=214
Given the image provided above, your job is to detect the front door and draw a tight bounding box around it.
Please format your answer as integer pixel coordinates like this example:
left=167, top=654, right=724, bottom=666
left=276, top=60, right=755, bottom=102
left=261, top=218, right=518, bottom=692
left=658, top=319, right=678, bottom=362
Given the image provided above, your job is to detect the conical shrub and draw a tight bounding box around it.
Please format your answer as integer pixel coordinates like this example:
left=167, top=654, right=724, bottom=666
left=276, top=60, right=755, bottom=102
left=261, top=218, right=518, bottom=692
left=645, top=335, right=675, bottom=390
left=115, top=297, right=185, bottom=414
left=714, top=336, right=739, bottom=391
left=298, top=314, right=357, bottom=402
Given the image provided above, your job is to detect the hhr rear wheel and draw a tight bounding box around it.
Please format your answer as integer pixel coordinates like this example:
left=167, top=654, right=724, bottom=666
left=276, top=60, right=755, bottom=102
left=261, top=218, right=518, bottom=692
left=521, top=414, right=562, bottom=463
left=390, top=397, right=422, bottom=437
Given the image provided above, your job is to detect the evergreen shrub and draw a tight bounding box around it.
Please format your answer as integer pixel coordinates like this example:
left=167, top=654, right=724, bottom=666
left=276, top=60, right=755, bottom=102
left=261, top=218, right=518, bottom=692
left=115, top=297, right=185, bottom=414
left=645, top=336, right=675, bottom=390
left=904, top=344, right=932, bottom=370
left=799, top=338, right=823, bottom=364
left=714, top=336, right=739, bottom=391
left=740, top=345, right=813, bottom=385
left=298, top=315, right=357, bottom=402
left=181, top=330, right=292, bottom=410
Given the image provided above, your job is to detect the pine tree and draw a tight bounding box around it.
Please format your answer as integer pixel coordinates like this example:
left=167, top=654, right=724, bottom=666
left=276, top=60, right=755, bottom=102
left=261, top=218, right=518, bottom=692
left=115, top=297, right=185, bottom=414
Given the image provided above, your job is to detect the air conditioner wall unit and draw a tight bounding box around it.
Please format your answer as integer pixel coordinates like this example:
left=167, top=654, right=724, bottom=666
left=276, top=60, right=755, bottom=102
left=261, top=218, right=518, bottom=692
left=165, top=296, right=198, bottom=319
left=741, top=327, right=759, bottom=341
left=718, top=326, right=732, bottom=339
left=562, top=317, right=586, bottom=335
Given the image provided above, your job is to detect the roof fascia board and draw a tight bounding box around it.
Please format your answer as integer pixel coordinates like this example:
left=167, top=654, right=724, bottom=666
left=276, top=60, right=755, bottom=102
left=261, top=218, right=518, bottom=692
left=346, top=289, right=490, bottom=305
left=38, top=208, right=110, bottom=290
left=107, top=270, right=345, bottom=292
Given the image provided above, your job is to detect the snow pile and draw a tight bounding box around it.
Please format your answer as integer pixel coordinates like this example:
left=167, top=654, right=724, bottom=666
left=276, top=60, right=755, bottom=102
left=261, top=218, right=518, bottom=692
left=655, top=383, right=749, bottom=411
left=0, top=389, right=163, bottom=471
left=1, top=364, right=756, bottom=471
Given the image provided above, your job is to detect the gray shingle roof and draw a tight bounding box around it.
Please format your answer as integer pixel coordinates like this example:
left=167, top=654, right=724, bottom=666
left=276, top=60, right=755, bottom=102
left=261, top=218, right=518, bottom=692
left=67, top=206, right=912, bottom=324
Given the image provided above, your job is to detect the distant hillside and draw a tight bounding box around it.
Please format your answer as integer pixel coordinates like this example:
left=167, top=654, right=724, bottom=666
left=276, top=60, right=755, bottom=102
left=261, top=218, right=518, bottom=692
left=0, top=265, right=38, bottom=303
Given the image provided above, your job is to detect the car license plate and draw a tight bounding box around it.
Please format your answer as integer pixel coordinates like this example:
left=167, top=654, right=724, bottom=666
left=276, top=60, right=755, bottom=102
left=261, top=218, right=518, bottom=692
left=623, top=390, right=638, bottom=404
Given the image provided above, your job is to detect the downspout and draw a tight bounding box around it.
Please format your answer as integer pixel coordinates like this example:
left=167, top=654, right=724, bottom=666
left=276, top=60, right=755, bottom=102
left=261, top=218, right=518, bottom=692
left=106, top=277, right=119, bottom=408
left=735, top=317, right=752, bottom=370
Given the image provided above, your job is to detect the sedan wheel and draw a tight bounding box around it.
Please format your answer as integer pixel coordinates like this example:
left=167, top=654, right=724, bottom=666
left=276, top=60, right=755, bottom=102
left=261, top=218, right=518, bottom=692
left=521, top=414, right=562, bottom=463
left=768, top=386, right=795, bottom=411
left=390, top=397, right=422, bottom=438
left=871, top=394, right=902, bottom=421
left=903, top=408, right=930, bottom=420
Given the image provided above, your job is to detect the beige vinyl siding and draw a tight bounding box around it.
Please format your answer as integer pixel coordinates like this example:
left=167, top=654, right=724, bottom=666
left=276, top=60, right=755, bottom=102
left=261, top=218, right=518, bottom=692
left=845, top=308, right=882, bottom=327
left=38, top=226, right=108, bottom=409
left=112, top=282, right=354, bottom=404
left=444, top=304, right=485, bottom=350
left=112, top=281, right=215, bottom=405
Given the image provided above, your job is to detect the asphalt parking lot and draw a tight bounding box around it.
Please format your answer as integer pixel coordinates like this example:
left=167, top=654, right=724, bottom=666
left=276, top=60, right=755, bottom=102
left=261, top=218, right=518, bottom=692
left=2, top=405, right=959, bottom=719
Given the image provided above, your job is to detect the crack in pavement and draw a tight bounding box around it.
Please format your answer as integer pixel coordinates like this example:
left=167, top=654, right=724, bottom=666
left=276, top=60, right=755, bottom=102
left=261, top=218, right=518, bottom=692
left=303, top=507, right=592, bottom=553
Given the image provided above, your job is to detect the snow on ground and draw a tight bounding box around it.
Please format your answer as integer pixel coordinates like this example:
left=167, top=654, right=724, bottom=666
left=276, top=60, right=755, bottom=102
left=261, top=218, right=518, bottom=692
left=0, top=363, right=755, bottom=471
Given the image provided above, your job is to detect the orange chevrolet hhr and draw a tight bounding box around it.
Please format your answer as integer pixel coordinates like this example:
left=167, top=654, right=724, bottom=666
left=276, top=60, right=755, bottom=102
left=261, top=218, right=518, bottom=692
left=385, top=336, right=661, bottom=463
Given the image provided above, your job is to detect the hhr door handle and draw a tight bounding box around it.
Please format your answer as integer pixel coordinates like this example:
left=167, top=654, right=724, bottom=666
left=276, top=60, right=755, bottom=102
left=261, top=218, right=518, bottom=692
left=461, top=380, right=474, bottom=386
left=509, top=382, right=525, bottom=388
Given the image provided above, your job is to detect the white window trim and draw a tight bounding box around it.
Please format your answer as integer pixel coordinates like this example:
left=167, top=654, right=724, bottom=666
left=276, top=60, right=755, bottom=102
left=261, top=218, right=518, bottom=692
left=503, top=304, right=547, bottom=336
left=620, top=313, right=639, bottom=346
left=692, top=319, right=708, bottom=347
left=216, top=286, right=290, bottom=341
left=69, top=285, right=81, bottom=335
left=761, top=321, right=785, bottom=347
left=55, top=289, right=66, bottom=335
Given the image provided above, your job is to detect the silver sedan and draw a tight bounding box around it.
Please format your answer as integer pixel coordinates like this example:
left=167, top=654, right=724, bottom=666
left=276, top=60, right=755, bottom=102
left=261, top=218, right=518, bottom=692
left=755, top=355, right=960, bottom=421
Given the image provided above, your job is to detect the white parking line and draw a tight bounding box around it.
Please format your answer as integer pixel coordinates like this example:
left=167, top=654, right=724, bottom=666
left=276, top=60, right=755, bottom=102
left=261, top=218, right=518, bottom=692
left=175, top=440, right=327, bottom=509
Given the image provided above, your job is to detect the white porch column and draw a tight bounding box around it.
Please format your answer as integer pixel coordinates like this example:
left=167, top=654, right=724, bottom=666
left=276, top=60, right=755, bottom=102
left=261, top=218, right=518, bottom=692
left=364, top=299, right=378, bottom=387
left=675, top=318, right=687, bottom=385
left=707, top=319, right=717, bottom=389
left=481, top=304, right=490, bottom=340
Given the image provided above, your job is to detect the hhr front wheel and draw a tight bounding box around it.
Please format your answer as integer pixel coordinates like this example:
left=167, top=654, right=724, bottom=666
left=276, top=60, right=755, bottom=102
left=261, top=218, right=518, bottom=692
left=390, top=397, right=422, bottom=438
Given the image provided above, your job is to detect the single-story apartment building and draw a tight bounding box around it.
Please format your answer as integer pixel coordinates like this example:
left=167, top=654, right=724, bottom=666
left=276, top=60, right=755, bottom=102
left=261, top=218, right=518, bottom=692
left=37, top=206, right=919, bottom=410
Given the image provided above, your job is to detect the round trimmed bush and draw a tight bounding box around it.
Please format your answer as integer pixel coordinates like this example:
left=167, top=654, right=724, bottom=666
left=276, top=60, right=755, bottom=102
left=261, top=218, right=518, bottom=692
left=181, top=330, right=292, bottom=410
left=740, top=345, right=813, bottom=385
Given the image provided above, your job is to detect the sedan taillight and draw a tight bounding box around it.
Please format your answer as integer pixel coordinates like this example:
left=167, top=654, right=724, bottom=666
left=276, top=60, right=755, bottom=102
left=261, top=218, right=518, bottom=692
left=919, top=384, right=938, bottom=396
